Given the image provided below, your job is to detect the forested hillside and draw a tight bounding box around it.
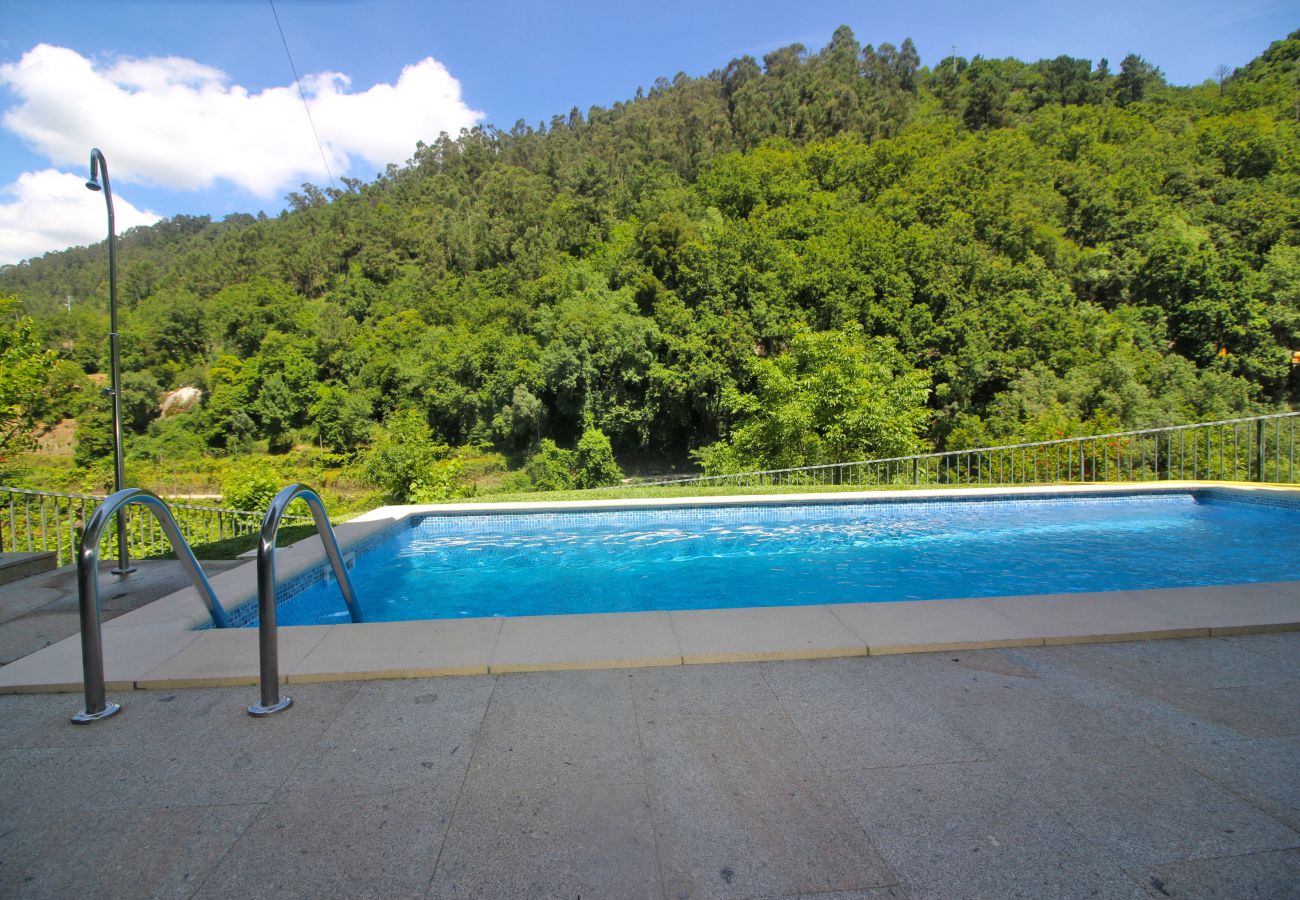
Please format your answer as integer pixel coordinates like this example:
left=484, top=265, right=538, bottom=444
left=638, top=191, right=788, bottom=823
left=3, top=27, right=1298, bottom=499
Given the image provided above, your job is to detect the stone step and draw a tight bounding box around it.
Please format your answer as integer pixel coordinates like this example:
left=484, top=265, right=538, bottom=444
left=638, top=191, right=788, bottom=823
left=0, top=552, right=58, bottom=587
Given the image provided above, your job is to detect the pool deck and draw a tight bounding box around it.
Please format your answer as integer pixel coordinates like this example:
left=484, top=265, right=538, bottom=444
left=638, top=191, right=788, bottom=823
left=0, top=483, right=1297, bottom=896
left=0, top=481, right=1297, bottom=695
left=1, top=635, right=1297, bottom=896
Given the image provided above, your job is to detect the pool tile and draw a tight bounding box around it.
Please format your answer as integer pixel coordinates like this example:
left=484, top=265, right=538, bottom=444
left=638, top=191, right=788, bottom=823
left=829, top=597, right=1044, bottom=655
left=288, top=618, right=500, bottom=681
left=491, top=610, right=679, bottom=672
left=671, top=604, right=865, bottom=664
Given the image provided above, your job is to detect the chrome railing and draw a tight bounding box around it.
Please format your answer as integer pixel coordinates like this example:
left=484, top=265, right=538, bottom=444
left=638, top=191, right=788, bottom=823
left=250, top=483, right=363, bottom=718
left=72, top=488, right=231, bottom=723
left=630, top=412, right=1299, bottom=490
left=0, top=486, right=313, bottom=566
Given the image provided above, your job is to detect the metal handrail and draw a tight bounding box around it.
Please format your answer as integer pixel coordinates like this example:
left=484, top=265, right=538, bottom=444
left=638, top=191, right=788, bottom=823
left=0, top=484, right=314, bottom=566
left=72, top=488, right=231, bottom=723
left=250, top=483, right=363, bottom=717
left=629, top=411, right=1299, bottom=488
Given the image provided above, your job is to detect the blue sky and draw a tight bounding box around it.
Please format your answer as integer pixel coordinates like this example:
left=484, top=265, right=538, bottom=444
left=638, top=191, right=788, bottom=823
left=0, top=0, right=1294, bottom=265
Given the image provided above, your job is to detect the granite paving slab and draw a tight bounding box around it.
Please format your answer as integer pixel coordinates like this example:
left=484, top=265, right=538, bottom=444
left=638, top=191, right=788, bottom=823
left=634, top=665, right=899, bottom=898
left=856, top=648, right=1073, bottom=708
left=835, top=759, right=1147, bottom=900
left=0, top=681, right=358, bottom=751
left=193, top=788, right=456, bottom=900
left=1160, top=734, right=1300, bottom=831
left=1021, top=747, right=1300, bottom=870
left=1042, top=634, right=1300, bottom=693
left=1127, top=848, right=1300, bottom=899
left=428, top=780, right=661, bottom=899
left=0, top=803, right=263, bottom=899
left=464, top=669, right=641, bottom=791
left=0, top=634, right=1293, bottom=898
left=760, top=657, right=988, bottom=770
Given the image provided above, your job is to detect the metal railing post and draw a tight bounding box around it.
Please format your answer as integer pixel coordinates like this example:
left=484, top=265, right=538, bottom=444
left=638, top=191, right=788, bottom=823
left=250, top=483, right=363, bottom=718
left=71, top=488, right=230, bottom=723
left=1257, top=419, right=1267, bottom=481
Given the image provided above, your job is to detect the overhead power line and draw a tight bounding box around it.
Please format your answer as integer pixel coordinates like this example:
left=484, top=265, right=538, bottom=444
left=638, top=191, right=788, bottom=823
left=268, top=0, right=337, bottom=192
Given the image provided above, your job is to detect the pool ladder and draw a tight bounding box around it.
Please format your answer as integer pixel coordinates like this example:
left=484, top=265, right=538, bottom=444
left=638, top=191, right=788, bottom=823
left=71, top=484, right=361, bottom=723
left=72, top=488, right=231, bottom=723
left=249, top=483, right=363, bottom=717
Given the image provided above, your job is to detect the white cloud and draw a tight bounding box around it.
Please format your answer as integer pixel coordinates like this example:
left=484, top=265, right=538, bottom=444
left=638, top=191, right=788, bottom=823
left=0, top=169, right=160, bottom=266
left=0, top=44, right=484, bottom=198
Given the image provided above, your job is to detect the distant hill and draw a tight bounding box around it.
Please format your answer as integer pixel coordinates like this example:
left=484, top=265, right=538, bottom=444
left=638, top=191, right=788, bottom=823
left=2, top=27, right=1297, bottom=477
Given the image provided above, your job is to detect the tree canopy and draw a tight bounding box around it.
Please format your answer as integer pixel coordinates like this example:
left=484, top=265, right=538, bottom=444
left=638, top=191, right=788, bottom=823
left=2, top=28, right=1297, bottom=490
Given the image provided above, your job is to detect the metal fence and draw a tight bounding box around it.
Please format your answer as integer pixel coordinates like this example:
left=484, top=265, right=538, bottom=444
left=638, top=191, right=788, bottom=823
left=0, top=487, right=313, bottom=567
left=630, top=412, right=1300, bottom=491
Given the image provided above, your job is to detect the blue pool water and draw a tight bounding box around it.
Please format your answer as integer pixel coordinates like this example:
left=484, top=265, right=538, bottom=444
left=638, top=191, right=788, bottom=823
left=253, top=492, right=1300, bottom=627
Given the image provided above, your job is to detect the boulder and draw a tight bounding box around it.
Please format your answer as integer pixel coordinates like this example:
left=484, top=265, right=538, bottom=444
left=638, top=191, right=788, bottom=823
left=160, top=386, right=202, bottom=418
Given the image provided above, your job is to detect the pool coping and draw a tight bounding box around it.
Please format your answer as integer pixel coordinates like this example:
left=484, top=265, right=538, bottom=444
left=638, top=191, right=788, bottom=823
left=1, top=480, right=1297, bottom=694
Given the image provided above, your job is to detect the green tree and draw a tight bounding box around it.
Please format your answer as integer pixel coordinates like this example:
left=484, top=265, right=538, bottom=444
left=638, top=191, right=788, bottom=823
left=360, top=407, right=449, bottom=501
left=696, top=328, right=931, bottom=472
left=1112, top=54, right=1164, bottom=106
left=524, top=439, right=577, bottom=491
left=0, top=296, right=57, bottom=465
left=73, top=397, right=114, bottom=469
left=120, top=370, right=161, bottom=434
left=309, top=383, right=374, bottom=452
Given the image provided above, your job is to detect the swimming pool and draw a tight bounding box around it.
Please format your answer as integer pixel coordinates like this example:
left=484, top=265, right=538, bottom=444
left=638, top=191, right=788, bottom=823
left=238, top=489, right=1300, bottom=627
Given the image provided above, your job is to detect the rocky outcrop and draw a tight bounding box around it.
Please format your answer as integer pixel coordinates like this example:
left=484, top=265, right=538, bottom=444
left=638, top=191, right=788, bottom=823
left=160, top=386, right=202, bottom=418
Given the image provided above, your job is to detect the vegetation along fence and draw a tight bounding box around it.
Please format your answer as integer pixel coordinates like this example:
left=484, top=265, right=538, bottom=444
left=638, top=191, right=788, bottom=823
left=632, top=412, right=1300, bottom=490
left=0, top=488, right=313, bottom=567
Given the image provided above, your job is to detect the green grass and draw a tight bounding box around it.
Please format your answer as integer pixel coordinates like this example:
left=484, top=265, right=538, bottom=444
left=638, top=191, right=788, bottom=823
left=167, top=523, right=325, bottom=561
left=464, top=481, right=926, bottom=504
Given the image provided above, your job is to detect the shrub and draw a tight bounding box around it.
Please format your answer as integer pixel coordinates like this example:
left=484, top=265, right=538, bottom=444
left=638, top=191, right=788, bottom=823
left=221, top=459, right=282, bottom=511
left=524, top=439, right=577, bottom=491
left=360, top=407, right=449, bottom=501
left=575, top=428, right=622, bottom=488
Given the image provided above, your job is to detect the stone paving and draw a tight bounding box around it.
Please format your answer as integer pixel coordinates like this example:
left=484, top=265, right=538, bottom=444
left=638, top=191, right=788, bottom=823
left=0, top=558, right=244, bottom=667
left=1, top=633, right=1297, bottom=899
